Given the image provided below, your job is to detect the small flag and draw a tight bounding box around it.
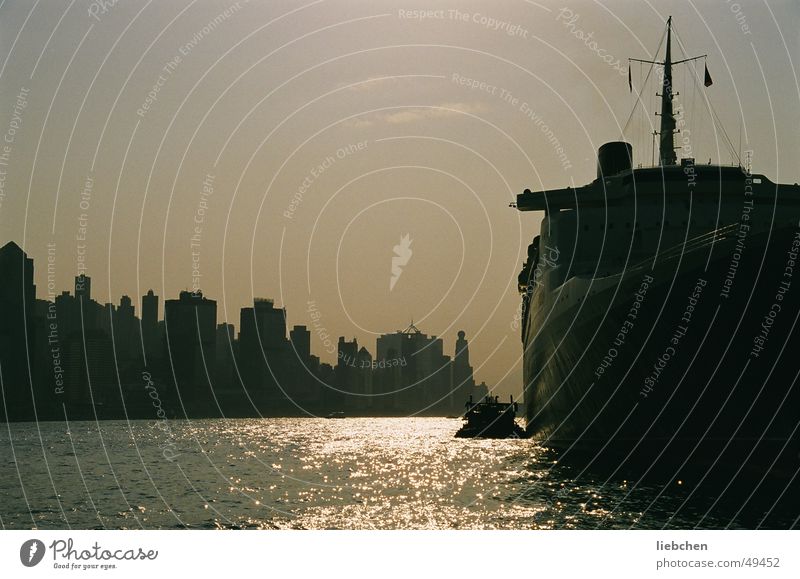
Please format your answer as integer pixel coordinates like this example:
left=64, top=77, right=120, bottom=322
left=628, top=64, right=632, bottom=92
left=704, top=63, right=713, bottom=87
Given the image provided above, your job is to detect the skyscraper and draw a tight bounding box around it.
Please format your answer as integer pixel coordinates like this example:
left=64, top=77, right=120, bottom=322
left=290, top=325, right=311, bottom=362
left=374, top=323, right=451, bottom=414
left=335, top=337, right=360, bottom=411
left=0, top=242, right=36, bottom=419
left=64, top=328, right=114, bottom=416
left=288, top=325, right=316, bottom=406
left=114, top=295, right=136, bottom=363
left=354, top=346, right=374, bottom=411
left=238, top=299, right=290, bottom=410
left=73, top=274, right=99, bottom=331
left=215, top=322, right=236, bottom=393
left=164, top=290, right=217, bottom=412
left=74, top=274, right=91, bottom=301
left=452, top=330, right=476, bottom=409
left=254, top=298, right=287, bottom=349
left=141, top=289, right=159, bottom=364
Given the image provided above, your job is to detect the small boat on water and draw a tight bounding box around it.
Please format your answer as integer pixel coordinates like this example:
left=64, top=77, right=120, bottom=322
left=326, top=412, right=346, bottom=419
left=455, top=395, right=526, bottom=439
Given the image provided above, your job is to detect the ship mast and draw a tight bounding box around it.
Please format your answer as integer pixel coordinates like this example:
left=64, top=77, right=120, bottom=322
left=658, top=16, right=677, bottom=166
left=628, top=17, right=709, bottom=167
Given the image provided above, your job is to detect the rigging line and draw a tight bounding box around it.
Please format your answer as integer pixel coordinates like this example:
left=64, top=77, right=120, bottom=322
left=705, top=82, right=738, bottom=164
left=621, top=24, right=667, bottom=139
left=698, top=60, right=739, bottom=164
left=671, top=22, right=693, bottom=62
left=640, top=60, right=644, bottom=160
left=636, top=60, right=641, bottom=158
left=681, top=55, right=686, bottom=118
left=672, top=21, right=694, bottom=107
left=673, top=19, right=731, bottom=162
left=621, top=60, right=652, bottom=141
left=711, top=102, right=740, bottom=165
left=682, top=51, right=737, bottom=165
left=690, top=59, right=697, bottom=153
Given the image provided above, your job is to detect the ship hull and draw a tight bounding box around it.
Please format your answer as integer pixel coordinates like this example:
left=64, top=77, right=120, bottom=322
left=523, top=224, right=800, bottom=474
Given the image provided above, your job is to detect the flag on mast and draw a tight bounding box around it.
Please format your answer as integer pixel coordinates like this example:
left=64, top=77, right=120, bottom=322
left=704, top=62, right=713, bottom=87
left=628, top=64, right=632, bottom=92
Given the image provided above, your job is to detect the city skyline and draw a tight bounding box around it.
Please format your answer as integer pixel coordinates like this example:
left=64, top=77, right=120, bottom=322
left=4, top=228, right=512, bottom=394
left=5, top=238, right=487, bottom=383
left=0, top=239, right=490, bottom=421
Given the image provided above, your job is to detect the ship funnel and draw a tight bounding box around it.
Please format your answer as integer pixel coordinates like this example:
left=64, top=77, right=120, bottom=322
left=597, top=141, right=633, bottom=179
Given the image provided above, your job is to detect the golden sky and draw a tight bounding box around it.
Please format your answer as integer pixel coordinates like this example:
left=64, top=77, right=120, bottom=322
left=1, top=0, right=798, bottom=395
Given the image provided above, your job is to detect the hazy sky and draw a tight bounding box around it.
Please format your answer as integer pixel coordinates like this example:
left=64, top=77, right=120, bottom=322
left=1, top=0, right=798, bottom=395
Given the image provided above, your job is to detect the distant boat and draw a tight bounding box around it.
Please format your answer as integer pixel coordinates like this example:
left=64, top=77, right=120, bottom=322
left=455, top=395, right=526, bottom=439
left=326, top=412, right=346, bottom=419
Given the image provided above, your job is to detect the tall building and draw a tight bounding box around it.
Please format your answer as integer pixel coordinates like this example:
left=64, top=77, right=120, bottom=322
left=142, top=290, right=158, bottom=326
left=288, top=325, right=316, bottom=406
left=452, top=330, right=476, bottom=410
left=64, top=329, right=115, bottom=415
left=0, top=242, right=36, bottom=419
left=215, top=322, right=236, bottom=393
left=45, top=282, right=116, bottom=418
left=141, top=289, right=159, bottom=364
left=238, top=298, right=290, bottom=410
left=54, top=291, right=74, bottom=337
left=374, top=323, right=451, bottom=414
left=374, top=331, right=403, bottom=412
left=99, top=302, right=115, bottom=336
left=164, top=290, right=217, bottom=411
left=317, top=362, right=336, bottom=408
left=354, top=346, right=374, bottom=411
left=290, top=325, right=311, bottom=361
left=74, top=274, right=91, bottom=301
left=335, top=337, right=360, bottom=411
left=31, top=298, right=59, bottom=419
left=114, top=295, right=136, bottom=363
left=254, top=298, right=287, bottom=349
left=73, top=274, right=99, bottom=332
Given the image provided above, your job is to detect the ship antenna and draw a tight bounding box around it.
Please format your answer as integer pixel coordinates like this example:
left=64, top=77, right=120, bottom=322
left=658, top=16, right=677, bottom=166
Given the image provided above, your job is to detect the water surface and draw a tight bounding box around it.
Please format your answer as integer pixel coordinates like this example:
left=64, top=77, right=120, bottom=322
left=0, top=418, right=793, bottom=529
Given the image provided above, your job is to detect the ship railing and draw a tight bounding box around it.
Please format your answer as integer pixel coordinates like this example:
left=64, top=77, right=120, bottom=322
left=653, top=222, right=739, bottom=264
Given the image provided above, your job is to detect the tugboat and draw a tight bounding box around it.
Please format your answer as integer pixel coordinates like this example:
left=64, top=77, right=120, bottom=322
left=455, top=395, right=526, bottom=439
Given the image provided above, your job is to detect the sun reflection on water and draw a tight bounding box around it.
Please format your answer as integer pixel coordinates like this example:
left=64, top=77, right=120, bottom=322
left=0, top=417, right=783, bottom=529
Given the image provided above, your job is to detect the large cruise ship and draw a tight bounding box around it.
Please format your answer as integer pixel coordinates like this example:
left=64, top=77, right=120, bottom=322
left=516, top=18, right=800, bottom=471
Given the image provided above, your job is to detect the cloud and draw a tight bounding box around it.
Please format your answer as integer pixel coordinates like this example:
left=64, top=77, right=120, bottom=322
left=381, top=102, right=488, bottom=124
left=340, top=76, right=409, bottom=93
left=339, top=75, right=444, bottom=94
